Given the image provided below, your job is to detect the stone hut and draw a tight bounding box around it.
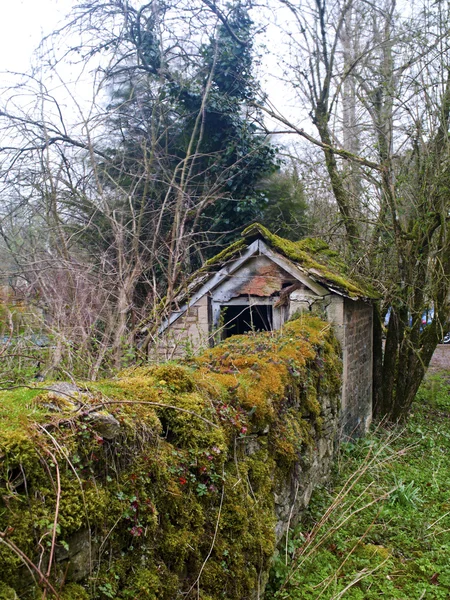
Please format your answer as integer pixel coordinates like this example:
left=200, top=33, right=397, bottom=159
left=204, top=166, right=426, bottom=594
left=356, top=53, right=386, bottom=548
left=157, top=223, right=377, bottom=438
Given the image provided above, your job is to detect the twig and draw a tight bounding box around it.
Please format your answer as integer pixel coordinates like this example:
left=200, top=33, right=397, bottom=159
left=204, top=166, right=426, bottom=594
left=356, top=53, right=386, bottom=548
left=41, top=448, right=61, bottom=600
left=37, top=425, right=94, bottom=583
left=199, top=0, right=247, bottom=46
left=0, top=533, right=60, bottom=598
left=279, top=430, right=405, bottom=590
left=316, top=512, right=379, bottom=597
left=0, top=309, right=13, bottom=357
left=330, top=556, right=391, bottom=600
left=285, top=481, right=300, bottom=566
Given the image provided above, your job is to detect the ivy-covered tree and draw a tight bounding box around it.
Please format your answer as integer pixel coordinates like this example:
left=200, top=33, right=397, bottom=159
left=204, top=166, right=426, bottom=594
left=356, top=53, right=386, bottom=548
left=98, top=0, right=277, bottom=278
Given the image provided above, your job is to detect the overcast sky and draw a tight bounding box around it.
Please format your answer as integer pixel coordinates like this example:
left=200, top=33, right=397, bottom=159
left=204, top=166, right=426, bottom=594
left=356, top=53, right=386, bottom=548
left=0, top=0, right=76, bottom=73
left=0, top=0, right=301, bottom=142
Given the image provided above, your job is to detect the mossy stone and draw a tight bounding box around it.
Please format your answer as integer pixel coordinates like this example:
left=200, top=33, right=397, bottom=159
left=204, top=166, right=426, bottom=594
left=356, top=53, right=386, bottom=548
left=0, top=583, right=18, bottom=600
left=0, top=314, right=341, bottom=599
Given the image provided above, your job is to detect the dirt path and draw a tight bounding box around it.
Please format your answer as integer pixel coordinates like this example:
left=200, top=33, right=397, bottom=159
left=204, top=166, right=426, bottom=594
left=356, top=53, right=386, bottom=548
left=428, top=344, right=450, bottom=372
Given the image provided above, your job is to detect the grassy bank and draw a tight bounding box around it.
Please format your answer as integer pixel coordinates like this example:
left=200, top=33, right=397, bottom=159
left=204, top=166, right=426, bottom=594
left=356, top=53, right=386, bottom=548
left=267, top=372, right=450, bottom=599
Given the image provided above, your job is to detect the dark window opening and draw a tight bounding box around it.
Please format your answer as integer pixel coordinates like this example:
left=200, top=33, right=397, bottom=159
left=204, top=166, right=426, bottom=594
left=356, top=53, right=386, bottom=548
left=221, top=305, right=273, bottom=338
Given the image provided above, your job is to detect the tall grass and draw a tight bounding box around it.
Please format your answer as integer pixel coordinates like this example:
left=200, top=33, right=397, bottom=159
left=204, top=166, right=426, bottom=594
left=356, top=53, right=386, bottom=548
left=267, top=373, right=450, bottom=599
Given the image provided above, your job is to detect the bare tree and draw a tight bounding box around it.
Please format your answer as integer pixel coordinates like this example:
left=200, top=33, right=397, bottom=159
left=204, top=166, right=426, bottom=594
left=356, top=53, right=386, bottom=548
left=0, top=0, right=275, bottom=377
left=258, top=0, right=450, bottom=419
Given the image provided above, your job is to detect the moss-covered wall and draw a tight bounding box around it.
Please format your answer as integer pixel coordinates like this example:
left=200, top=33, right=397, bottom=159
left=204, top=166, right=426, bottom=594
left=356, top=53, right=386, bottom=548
left=0, top=315, right=341, bottom=600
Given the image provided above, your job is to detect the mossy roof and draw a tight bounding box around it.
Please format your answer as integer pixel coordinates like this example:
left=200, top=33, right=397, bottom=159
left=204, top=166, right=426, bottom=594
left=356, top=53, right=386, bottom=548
left=175, top=223, right=377, bottom=304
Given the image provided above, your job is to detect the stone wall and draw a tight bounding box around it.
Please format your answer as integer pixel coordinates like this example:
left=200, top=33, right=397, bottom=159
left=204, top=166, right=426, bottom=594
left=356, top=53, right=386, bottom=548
left=273, top=392, right=338, bottom=544
left=341, top=299, right=373, bottom=438
left=51, top=387, right=340, bottom=599
left=0, top=316, right=342, bottom=600
left=157, top=295, right=209, bottom=358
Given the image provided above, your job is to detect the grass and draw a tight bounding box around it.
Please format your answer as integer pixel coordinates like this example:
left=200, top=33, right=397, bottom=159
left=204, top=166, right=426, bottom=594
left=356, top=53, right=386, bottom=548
left=0, top=386, right=45, bottom=431
left=267, top=371, right=450, bottom=599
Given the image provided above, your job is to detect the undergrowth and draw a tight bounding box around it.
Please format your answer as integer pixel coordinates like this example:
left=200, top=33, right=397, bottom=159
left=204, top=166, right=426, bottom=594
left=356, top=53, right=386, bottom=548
left=267, top=372, right=450, bottom=599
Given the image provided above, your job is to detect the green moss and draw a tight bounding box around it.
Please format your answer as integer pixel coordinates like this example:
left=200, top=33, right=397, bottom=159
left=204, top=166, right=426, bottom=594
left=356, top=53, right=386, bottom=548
left=241, top=222, right=377, bottom=298
left=0, top=582, right=18, bottom=600
left=60, top=583, right=90, bottom=600
left=0, top=314, right=341, bottom=600
left=203, top=239, right=247, bottom=268
left=0, top=387, right=45, bottom=431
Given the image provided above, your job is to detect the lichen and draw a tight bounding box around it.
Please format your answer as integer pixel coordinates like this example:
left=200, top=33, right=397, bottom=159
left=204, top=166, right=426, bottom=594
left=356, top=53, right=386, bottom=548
left=0, top=314, right=341, bottom=599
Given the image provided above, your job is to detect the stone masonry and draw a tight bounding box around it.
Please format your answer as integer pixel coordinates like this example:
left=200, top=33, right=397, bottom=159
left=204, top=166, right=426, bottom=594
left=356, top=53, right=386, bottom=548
left=341, top=299, right=373, bottom=438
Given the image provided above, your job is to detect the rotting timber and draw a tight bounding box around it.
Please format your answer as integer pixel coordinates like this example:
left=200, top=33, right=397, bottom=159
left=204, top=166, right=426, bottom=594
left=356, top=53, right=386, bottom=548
left=0, top=315, right=341, bottom=600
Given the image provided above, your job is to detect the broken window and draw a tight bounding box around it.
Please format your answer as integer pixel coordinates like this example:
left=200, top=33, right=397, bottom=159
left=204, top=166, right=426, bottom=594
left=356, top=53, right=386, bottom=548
left=221, top=304, right=273, bottom=338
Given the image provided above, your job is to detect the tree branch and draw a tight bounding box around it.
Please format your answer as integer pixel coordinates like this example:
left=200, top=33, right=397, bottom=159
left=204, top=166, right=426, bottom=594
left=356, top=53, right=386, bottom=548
left=199, top=0, right=248, bottom=46
left=253, top=102, right=382, bottom=171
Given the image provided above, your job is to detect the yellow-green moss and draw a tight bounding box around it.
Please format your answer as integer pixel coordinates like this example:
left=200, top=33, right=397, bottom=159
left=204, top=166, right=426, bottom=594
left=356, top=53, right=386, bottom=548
left=241, top=222, right=377, bottom=298
left=0, top=582, right=18, bottom=600
left=0, top=314, right=341, bottom=599
left=60, top=583, right=90, bottom=600
left=0, top=387, right=45, bottom=431
left=202, top=238, right=247, bottom=268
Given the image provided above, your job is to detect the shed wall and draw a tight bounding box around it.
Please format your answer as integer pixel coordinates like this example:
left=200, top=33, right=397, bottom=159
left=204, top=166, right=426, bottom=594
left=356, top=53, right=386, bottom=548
left=289, top=293, right=373, bottom=438
left=157, top=295, right=209, bottom=359
left=341, top=299, right=373, bottom=438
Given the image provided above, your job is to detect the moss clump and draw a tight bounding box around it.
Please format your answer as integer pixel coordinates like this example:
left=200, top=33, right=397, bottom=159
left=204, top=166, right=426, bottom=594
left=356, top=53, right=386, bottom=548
left=0, top=315, right=341, bottom=599
left=0, top=387, right=45, bottom=431
left=202, top=238, right=247, bottom=268
left=0, top=582, right=18, bottom=600
left=60, top=583, right=90, bottom=600
left=241, top=222, right=377, bottom=298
